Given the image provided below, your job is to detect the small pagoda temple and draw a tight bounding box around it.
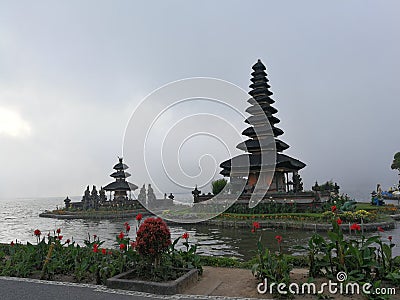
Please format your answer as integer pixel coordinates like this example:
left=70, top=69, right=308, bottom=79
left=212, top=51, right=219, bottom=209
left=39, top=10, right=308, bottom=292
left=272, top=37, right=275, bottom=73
left=220, top=59, right=306, bottom=193
left=104, top=157, right=138, bottom=204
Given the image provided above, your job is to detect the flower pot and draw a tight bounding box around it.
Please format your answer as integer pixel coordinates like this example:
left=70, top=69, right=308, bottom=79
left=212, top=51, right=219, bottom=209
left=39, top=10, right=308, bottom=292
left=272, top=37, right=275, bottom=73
left=106, top=268, right=198, bottom=295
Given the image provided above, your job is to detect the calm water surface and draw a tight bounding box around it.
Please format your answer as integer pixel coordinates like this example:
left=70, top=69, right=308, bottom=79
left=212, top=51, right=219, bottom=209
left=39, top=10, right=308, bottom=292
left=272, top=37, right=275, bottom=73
left=1, top=197, right=398, bottom=260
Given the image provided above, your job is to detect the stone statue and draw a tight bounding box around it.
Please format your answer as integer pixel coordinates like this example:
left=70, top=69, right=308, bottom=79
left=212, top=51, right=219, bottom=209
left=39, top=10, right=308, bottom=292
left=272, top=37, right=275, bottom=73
left=292, top=173, right=304, bottom=193
left=138, top=184, right=146, bottom=204
left=91, top=185, right=100, bottom=210
left=82, top=186, right=91, bottom=210
left=99, top=187, right=107, bottom=204
left=340, top=199, right=356, bottom=211
left=147, top=184, right=156, bottom=207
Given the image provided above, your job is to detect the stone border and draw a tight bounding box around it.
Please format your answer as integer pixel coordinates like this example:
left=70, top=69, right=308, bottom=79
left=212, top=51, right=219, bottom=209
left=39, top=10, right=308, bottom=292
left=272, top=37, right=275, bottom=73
left=106, top=268, right=198, bottom=295
left=39, top=209, right=150, bottom=220
left=39, top=210, right=397, bottom=233
left=183, top=219, right=396, bottom=233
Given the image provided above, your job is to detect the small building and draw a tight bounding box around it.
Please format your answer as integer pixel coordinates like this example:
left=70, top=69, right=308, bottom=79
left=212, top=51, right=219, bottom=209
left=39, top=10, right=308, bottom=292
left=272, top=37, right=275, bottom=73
left=220, top=59, right=306, bottom=194
left=103, top=157, right=138, bottom=204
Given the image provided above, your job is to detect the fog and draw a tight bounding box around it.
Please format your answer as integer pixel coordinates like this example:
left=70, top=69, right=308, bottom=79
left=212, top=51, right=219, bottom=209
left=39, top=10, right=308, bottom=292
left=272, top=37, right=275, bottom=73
left=0, top=1, right=399, bottom=201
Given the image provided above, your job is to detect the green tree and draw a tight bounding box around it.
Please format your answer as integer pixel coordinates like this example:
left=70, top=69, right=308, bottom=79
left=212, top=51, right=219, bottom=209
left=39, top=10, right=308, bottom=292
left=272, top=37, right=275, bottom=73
left=391, top=152, right=400, bottom=174
left=211, top=178, right=227, bottom=195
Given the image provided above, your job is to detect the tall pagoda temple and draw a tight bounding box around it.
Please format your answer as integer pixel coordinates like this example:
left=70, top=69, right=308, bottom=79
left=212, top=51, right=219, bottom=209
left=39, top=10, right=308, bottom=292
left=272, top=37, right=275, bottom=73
left=220, top=59, right=306, bottom=193
left=104, top=157, right=138, bottom=204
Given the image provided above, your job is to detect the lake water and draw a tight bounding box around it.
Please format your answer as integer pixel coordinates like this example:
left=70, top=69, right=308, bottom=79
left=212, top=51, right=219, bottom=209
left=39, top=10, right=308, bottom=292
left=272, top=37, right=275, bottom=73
left=0, top=197, right=398, bottom=260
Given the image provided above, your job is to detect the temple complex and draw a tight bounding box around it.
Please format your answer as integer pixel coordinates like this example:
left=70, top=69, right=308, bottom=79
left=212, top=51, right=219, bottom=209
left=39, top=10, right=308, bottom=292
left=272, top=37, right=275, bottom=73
left=220, top=59, right=306, bottom=195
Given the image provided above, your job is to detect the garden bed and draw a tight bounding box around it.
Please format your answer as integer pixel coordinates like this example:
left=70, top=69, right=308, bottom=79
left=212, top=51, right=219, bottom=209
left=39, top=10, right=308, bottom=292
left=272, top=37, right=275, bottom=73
left=106, top=268, right=198, bottom=294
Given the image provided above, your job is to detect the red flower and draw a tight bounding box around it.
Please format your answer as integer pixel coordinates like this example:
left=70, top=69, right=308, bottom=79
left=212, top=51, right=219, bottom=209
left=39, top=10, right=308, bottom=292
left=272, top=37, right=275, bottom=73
left=125, top=225, right=131, bottom=233
left=251, top=228, right=255, bottom=233
left=130, top=241, right=137, bottom=248
left=56, top=228, right=61, bottom=234
left=119, top=243, right=126, bottom=250
left=118, top=231, right=125, bottom=239
left=388, top=236, right=393, bottom=242
left=136, top=213, right=143, bottom=222
left=101, top=248, right=107, bottom=255
left=10, top=241, right=15, bottom=247
left=253, top=221, right=260, bottom=229
left=108, top=251, right=113, bottom=255
left=350, top=223, right=361, bottom=231
left=182, top=232, right=189, bottom=240
left=124, top=222, right=129, bottom=227
left=377, top=226, right=384, bottom=232
left=336, top=218, right=343, bottom=225
left=66, top=239, right=71, bottom=244
left=34, top=229, right=41, bottom=236
left=93, top=243, right=99, bottom=253
left=275, top=235, right=283, bottom=244
left=331, top=205, right=337, bottom=213
left=93, top=234, right=97, bottom=240
left=58, top=235, right=63, bottom=240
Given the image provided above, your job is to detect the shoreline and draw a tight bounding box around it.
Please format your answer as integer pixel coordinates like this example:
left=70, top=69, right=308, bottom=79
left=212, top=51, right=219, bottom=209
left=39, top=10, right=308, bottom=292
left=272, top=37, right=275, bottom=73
left=39, top=210, right=397, bottom=232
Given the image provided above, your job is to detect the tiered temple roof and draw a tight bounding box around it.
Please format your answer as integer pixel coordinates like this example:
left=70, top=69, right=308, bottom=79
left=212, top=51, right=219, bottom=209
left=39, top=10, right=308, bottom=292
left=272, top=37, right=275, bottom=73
left=104, top=158, right=138, bottom=192
left=220, top=59, right=306, bottom=179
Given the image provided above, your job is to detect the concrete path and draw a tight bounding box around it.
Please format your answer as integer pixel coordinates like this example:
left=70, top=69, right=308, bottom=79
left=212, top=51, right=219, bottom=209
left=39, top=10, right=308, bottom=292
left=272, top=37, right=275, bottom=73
left=0, top=276, right=259, bottom=300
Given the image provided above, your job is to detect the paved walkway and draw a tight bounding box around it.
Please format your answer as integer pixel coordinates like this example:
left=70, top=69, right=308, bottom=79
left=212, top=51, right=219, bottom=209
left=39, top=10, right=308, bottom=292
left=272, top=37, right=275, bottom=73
left=0, top=275, right=259, bottom=300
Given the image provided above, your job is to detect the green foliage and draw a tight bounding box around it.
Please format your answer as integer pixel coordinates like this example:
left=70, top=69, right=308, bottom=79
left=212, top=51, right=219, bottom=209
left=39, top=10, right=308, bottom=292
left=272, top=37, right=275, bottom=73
left=225, top=202, right=298, bottom=215
left=295, top=218, right=398, bottom=298
left=211, top=178, right=227, bottom=195
left=251, top=236, right=292, bottom=293
left=0, top=223, right=202, bottom=284
left=391, top=152, right=400, bottom=173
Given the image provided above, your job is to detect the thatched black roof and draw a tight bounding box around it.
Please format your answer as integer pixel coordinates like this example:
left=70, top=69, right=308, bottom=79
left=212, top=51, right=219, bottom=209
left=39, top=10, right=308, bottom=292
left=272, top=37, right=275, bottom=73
left=220, top=153, right=306, bottom=173
left=103, top=181, right=138, bottom=191
left=236, top=138, right=289, bottom=153
left=110, top=170, right=131, bottom=178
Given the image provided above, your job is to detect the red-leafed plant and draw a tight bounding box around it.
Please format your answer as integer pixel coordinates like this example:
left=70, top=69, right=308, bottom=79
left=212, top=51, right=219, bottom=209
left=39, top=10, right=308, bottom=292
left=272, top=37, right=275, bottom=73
left=135, top=217, right=171, bottom=266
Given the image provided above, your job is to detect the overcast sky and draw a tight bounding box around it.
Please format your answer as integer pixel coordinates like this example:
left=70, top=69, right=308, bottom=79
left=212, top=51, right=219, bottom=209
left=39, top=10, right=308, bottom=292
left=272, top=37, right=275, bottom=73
left=0, top=1, right=399, bottom=200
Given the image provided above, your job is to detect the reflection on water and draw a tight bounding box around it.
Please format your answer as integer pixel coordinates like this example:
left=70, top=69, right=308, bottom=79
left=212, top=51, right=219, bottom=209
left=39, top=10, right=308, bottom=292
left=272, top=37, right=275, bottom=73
left=0, top=197, right=398, bottom=260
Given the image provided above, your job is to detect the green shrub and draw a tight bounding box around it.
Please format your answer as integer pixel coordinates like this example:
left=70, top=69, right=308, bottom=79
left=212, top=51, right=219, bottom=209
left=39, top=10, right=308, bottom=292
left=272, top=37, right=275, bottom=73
left=211, top=178, right=227, bottom=195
